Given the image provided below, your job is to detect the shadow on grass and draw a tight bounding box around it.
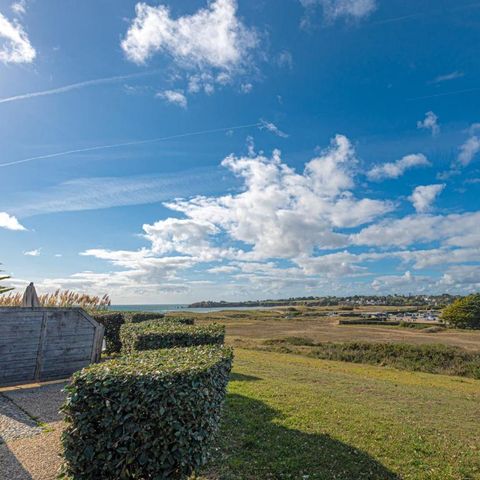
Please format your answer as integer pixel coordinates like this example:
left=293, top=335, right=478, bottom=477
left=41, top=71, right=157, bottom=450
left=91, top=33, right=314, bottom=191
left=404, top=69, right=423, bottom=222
left=229, top=372, right=261, bottom=382
left=201, top=393, right=400, bottom=480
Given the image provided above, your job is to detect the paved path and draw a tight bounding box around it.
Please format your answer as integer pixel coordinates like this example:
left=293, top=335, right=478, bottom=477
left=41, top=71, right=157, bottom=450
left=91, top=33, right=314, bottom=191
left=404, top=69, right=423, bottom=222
left=0, top=381, right=67, bottom=479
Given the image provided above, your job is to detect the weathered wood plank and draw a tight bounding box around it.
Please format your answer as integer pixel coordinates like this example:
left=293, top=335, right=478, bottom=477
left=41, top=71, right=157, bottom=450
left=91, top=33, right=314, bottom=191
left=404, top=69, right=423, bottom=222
left=33, top=312, right=48, bottom=381
left=41, top=360, right=91, bottom=375
left=44, top=348, right=93, bottom=360
left=0, top=307, right=104, bottom=386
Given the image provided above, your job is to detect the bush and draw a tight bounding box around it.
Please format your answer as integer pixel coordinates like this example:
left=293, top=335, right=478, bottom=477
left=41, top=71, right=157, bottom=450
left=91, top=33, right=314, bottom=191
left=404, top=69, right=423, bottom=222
left=92, top=312, right=124, bottom=354
left=61, top=345, right=233, bottom=479
left=163, top=315, right=195, bottom=325
left=120, top=321, right=225, bottom=354
left=123, top=311, right=165, bottom=323
left=441, top=294, right=480, bottom=329
left=282, top=341, right=480, bottom=379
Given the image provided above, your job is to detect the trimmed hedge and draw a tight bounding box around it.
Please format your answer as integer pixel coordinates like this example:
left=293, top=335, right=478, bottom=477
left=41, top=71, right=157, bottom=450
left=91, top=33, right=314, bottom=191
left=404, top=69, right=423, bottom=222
left=123, top=311, right=166, bottom=324
left=164, top=315, right=195, bottom=325
left=120, top=321, right=225, bottom=354
left=61, top=345, right=233, bottom=479
left=92, top=312, right=124, bottom=354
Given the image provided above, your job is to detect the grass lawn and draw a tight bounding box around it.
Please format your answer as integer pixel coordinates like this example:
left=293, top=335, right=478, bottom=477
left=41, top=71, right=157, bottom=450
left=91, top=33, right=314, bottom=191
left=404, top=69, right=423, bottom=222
left=197, top=348, right=480, bottom=480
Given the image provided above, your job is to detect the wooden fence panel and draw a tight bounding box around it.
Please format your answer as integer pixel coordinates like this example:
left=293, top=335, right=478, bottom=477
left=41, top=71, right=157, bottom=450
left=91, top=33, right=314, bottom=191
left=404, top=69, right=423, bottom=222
left=0, top=308, right=104, bottom=386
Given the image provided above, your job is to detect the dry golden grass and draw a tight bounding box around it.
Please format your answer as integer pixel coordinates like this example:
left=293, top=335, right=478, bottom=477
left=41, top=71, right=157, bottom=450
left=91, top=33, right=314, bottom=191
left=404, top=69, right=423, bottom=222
left=180, top=307, right=480, bottom=351
left=0, top=289, right=111, bottom=310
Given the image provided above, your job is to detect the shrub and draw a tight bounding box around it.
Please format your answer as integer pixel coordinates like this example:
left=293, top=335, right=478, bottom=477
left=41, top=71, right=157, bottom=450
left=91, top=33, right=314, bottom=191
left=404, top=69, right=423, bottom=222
left=163, top=315, right=195, bottom=325
left=441, top=294, right=480, bottom=329
left=120, top=321, right=225, bottom=354
left=61, top=345, right=233, bottom=480
left=274, top=341, right=480, bottom=379
left=92, top=312, right=124, bottom=354
left=123, top=311, right=166, bottom=324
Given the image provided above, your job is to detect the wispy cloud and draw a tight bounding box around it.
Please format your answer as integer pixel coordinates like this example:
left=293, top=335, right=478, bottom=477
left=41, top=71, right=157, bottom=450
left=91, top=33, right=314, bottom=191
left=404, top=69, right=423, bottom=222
left=0, top=70, right=161, bottom=105
left=429, top=70, right=464, bottom=84
left=11, top=0, right=27, bottom=16
left=458, top=135, right=480, bottom=167
left=24, top=248, right=41, bottom=257
left=259, top=119, right=289, bottom=138
left=0, top=122, right=261, bottom=168
left=367, top=153, right=430, bottom=181
left=7, top=168, right=236, bottom=217
left=417, top=111, right=439, bottom=136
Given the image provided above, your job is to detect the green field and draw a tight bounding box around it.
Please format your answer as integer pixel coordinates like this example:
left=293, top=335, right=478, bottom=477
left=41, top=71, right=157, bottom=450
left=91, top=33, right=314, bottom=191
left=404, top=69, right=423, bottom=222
left=197, top=348, right=480, bottom=480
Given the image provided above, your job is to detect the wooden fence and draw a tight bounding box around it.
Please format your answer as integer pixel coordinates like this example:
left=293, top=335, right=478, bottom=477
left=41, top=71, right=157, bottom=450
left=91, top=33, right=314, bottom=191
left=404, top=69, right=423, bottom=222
left=0, top=307, right=104, bottom=386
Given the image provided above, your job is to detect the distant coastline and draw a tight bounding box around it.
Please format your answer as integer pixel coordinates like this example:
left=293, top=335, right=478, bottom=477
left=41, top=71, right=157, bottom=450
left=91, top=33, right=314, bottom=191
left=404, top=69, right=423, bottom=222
left=188, top=294, right=459, bottom=309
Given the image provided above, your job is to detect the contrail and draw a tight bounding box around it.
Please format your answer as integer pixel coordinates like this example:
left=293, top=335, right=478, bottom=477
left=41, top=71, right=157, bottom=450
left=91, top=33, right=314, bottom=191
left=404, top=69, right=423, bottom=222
left=0, top=71, right=160, bottom=104
left=0, top=122, right=262, bottom=168
left=407, top=86, right=480, bottom=101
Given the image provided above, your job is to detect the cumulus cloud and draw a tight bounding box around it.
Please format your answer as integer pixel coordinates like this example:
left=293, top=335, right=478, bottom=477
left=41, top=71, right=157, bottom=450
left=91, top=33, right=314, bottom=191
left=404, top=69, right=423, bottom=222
left=0, top=212, right=26, bottom=230
left=0, top=12, right=36, bottom=64
left=417, top=111, right=439, bottom=136
left=155, top=134, right=392, bottom=259
left=55, top=133, right=480, bottom=299
left=156, top=89, right=187, bottom=108
left=367, top=153, right=430, bottom=181
left=408, top=184, right=445, bottom=213
left=457, top=135, right=480, bottom=166
left=121, top=0, right=257, bottom=72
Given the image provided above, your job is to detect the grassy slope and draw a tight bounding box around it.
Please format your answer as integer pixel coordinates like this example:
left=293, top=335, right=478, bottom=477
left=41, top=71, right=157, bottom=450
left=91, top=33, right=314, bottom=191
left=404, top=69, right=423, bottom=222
left=198, top=349, right=480, bottom=480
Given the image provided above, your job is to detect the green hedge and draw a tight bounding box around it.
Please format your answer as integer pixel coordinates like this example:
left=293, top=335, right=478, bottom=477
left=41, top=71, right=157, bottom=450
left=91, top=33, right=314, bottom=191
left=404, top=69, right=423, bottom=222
left=61, top=345, right=233, bottom=479
left=163, top=315, right=195, bottom=325
left=120, top=321, right=225, bottom=354
left=92, top=312, right=124, bottom=354
left=123, top=311, right=166, bottom=324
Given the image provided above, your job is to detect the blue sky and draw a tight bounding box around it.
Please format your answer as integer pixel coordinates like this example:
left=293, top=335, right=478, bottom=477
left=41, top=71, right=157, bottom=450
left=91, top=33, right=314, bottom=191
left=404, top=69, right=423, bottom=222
left=1, top=0, right=480, bottom=303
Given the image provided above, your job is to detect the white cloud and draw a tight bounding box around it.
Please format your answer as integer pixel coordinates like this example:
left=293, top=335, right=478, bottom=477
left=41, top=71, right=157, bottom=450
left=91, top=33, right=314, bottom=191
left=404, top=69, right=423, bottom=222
left=417, top=111, right=439, bottom=136
left=440, top=265, right=480, bottom=290
left=371, top=270, right=431, bottom=293
left=156, top=89, right=187, bottom=108
left=430, top=71, right=464, bottom=84
left=11, top=0, right=27, bottom=15
left=300, top=0, right=377, bottom=23
left=457, top=135, right=480, bottom=166
left=24, top=248, right=40, bottom=257
left=352, top=211, right=480, bottom=248
left=74, top=134, right=394, bottom=300
left=408, top=184, right=445, bottom=213
left=367, top=153, right=430, bottom=181
left=121, top=0, right=257, bottom=72
left=276, top=50, right=293, bottom=69
left=0, top=12, right=35, bottom=64
left=5, top=170, right=227, bottom=217
left=163, top=134, right=392, bottom=259
left=240, top=82, right=253, bottom=93
left=0, top=212, right=26, bottom=231
left=259, top=119, right=289, bottom=138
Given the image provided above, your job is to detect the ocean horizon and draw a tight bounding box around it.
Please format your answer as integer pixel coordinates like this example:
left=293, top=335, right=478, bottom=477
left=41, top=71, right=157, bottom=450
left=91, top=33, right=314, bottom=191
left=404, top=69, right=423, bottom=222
left=109, top=304, right=273, bottom=313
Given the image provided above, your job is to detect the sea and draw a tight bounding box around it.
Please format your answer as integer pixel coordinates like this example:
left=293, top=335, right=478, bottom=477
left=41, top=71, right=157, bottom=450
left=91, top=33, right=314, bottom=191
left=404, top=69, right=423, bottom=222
left=109, top=304, right=273, bottom=314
